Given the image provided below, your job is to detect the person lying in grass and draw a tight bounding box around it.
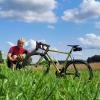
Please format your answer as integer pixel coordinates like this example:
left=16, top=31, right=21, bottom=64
left=7, top=38, right=28, bottom=69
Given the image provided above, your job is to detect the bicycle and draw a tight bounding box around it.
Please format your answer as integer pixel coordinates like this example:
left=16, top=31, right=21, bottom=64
left=22, top=42, right=93, bottom=80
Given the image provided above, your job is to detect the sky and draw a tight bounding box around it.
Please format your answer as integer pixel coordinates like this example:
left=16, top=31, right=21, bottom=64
left=0, top=0, right=100, bottom=60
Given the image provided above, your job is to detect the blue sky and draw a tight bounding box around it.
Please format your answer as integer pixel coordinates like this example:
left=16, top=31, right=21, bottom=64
left=0, top=0, right=100, bottom=59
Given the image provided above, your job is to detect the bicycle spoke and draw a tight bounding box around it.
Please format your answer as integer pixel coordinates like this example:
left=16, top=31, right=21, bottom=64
left=65, top=60, right=93, bottom=80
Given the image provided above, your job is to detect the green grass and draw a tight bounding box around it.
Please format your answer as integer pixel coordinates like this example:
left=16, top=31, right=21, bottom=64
left=0, top=64, right=100, bottom=100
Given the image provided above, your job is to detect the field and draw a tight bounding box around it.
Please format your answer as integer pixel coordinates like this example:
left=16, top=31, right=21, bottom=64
left=0, top=63, right=100, bottom=100
left=90, top=63, right=100, bottom=70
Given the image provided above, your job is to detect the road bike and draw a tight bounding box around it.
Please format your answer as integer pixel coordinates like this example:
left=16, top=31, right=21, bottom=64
left=22, top=42, right=93, bottom=80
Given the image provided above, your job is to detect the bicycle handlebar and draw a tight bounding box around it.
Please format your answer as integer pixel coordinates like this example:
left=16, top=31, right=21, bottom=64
left=36, top=42, right=50, bottom=51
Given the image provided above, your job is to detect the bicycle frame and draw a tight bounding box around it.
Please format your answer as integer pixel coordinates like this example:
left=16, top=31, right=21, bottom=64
left=23, top=43, right=93, bottom=80
left=28, top=42, right=82, bottom=74
left=39, top=47, right=74, bottom=73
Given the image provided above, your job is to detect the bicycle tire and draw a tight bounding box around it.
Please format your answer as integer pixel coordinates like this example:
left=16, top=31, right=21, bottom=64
left=64, top=59, right=93, bottom=80
left=22, top=52, right=50, bottom=74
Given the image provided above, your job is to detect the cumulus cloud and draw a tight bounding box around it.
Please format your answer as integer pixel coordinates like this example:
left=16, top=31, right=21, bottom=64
left=0, top=0, right=57, bottom=23
left=79, top=33, right=100, bottom=49
left=26, top=39, right=37, bottom=51
left=62, top=0, right=100, bottom=23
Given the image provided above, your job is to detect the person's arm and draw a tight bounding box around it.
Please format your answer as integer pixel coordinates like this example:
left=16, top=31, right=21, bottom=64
left=7, top=47, right=17, bottom=61
left=7, top=53, right=15, bottom=61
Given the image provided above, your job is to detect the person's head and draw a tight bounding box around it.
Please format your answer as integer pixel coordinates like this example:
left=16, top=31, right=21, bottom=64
left=17, top=38, right=25, bottom=48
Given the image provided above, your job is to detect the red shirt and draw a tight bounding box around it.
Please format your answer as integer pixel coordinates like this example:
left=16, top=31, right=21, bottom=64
left=8, top=46, right=28, bottom=56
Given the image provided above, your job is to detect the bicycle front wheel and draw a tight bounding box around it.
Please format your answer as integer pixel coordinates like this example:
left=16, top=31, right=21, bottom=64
left=22, top=52, right=50, bottom=74
left=64, top=60, right=93, bottom=80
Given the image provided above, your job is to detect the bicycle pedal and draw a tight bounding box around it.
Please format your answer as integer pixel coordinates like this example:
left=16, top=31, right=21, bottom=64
left=55, top=71, right=66, bottom=77
left=60, top=72, right=66, bottom=77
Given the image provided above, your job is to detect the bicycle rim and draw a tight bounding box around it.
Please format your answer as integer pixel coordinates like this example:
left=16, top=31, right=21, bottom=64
left=23, top=53, right=50, bottom=74
left=65, top=60, right=93, bottom=80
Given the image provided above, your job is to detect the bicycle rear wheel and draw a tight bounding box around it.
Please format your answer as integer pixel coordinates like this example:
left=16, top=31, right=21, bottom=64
left=22, top=53, right=50, bottom=74
left=64, top=60, right=93, bottom=80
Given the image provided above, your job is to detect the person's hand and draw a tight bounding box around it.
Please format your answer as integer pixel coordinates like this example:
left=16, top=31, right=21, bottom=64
left=17, top=54, right=25, bottom=62
left=10, top=55, right=17, bottom=61
left=20, top=55, right=25, bottom=61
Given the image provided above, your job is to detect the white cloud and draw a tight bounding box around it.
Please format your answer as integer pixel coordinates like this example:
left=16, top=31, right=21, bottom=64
left=79, top=33, right=100, bottom=49
left=62, top=0, right=100, bottom=23
left=7, top=42, right=15, bottom=46
left=95, top=21, right=100, bottom=29
left=26, top=39, right=37, bottom=50
left=0, top=0, right=57, bottom=23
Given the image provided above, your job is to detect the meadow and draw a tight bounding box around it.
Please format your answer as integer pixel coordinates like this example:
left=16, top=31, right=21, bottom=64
left=0, top=63, right=100, bottom=100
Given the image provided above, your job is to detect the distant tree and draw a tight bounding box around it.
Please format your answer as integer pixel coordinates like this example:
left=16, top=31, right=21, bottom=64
left=0, top=50, right=4, bottom=63
left=87, top=55, right=100, bottom=63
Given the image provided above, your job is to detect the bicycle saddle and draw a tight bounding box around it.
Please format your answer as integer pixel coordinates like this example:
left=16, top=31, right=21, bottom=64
left=67, top=45, right=82, bottom=51
left=67, top=45, right=79, bottom=48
